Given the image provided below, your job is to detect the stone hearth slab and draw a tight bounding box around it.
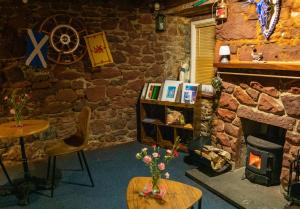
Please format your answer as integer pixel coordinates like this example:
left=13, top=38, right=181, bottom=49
left=186, top=167, right=290, bottom=209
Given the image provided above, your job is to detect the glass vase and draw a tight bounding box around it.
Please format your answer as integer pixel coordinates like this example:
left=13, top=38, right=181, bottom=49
left=151, top=173, right=161, bottom=195
left=14, top=113, right=23, bottom=128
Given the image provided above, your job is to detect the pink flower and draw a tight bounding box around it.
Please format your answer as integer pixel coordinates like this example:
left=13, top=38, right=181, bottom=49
left=164, top=172, right=170, bottom=179
left=4, top=96, right=8, bottom=101
left=10, top=109, right=16, bottom=115
left=166, top=149, right=172, bottom=155
left=158, top=162, right=165, bottom=171
left=143, top=155, right=152, bottom=164
left=152, top=152, right=159, bottom=158
left=173, top=150, right=179, bottom=158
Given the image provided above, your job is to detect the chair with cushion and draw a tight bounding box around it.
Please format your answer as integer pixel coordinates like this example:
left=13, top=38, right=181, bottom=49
left=45, top=106, right=94, bottom=197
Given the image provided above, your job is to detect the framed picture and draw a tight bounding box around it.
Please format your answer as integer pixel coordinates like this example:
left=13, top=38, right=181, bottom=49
left=181, top=83, right=199, bottom=104
left=84, top=32, right=113, bottom=67
left=140, top=83, right=149, bottom=99
left=201, top=84, right=214, bottom=94
left=145, top=83, right=162, bottom=100
left=161, top=80, right=182, bottom=102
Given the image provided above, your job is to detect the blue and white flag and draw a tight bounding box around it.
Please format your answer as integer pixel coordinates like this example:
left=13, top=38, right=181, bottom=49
left=26, top=29, right=49, bottom=68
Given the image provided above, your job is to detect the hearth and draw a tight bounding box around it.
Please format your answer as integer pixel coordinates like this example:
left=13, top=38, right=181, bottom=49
left=245, top=135, right=283, bottom=186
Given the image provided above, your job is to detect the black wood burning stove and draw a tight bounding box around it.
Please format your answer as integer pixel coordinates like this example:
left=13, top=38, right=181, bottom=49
left=245, top=135, right=283, bottom=186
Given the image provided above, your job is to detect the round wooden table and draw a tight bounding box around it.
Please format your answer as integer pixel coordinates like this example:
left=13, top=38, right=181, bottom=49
left=127, top=177, right=202, bottom=209
left=0, top=120, right=49, bottom=205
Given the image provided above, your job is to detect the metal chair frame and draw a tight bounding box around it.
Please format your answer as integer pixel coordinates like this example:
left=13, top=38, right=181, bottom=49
left=0, top=158, right=12, bottom=186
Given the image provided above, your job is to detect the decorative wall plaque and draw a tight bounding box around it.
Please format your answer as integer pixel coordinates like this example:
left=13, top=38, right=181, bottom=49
left=247, top=0, right=281, bottom=39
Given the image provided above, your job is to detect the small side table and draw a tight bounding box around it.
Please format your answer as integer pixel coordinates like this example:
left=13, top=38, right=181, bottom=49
left=0, top=120, right=49, bottom=205
left=127, top=177, right=202, bottom=209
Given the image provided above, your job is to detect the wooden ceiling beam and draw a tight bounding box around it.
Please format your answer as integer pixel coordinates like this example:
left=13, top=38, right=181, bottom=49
left=163, top=0, right=215, bottom=17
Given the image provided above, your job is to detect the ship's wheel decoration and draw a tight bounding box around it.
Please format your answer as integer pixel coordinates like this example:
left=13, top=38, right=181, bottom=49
left=247, top=0, right=281, bottom=39
left=39, top=14, right=87, bottom=65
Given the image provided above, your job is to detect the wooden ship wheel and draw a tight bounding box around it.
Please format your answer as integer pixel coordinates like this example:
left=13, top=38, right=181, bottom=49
left=39, top=14, right=87, bottom=65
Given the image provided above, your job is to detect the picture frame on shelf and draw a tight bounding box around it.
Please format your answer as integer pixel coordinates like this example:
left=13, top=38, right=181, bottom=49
left=181, top=83, right=199, bottom=104
left=140, top=83, right=149, bottom=99
left=161, top=80, right=182, bottom=102
left=201, top=84, right=214, bottom=94
left=145, top=83, right=162, bottom=100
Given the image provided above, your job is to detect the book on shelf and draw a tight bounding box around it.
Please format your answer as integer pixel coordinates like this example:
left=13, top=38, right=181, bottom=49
left=140, top=83, right=149, bottom=99
left=145, top=83, right=161, bottom=100
left=181, top=83, right=199, bottom=104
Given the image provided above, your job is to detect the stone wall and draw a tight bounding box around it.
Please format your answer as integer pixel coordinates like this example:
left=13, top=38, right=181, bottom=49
left=212, top=0, right=300, bottom=188
left=211, top=75, right=300, bottom=188
left=0, top=0, right=191, bottom=163
left=216, top=0, right=300, bottom=62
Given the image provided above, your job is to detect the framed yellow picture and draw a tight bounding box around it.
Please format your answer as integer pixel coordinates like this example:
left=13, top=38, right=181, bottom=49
left=84, top=32, right=113, bottom=67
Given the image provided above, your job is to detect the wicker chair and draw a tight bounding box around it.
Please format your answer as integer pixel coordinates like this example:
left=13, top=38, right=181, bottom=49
left=45, top=106, right=94, bottom=197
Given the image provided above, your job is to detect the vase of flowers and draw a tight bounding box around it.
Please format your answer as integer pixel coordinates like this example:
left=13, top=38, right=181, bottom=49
left=3, top=89, right=31, bottom=127
left=136, top=136, right=181, bottom=198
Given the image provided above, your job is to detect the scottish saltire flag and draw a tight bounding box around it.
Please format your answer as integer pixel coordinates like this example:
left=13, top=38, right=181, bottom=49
left=26, top=29, right=49, bottom=68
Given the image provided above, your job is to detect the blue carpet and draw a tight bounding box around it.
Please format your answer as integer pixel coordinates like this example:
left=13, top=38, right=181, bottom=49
left=0, top=142, right=237, bottom=209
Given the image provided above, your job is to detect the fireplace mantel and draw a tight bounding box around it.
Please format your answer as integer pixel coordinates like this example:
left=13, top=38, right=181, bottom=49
left=214, top=62, right=300, bottom=72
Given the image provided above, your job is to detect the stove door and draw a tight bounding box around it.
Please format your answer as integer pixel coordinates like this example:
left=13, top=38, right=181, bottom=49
left=246, top=145, right=269, bottom=175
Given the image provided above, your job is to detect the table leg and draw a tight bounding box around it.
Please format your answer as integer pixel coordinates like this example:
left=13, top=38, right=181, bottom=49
left=198, top=198, right=202, bottom=209
left=19, top=137, right=30, bottom=179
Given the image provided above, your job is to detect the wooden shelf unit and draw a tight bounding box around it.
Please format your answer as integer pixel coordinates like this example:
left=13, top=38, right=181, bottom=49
left=139, top=97, right=202, bottom=152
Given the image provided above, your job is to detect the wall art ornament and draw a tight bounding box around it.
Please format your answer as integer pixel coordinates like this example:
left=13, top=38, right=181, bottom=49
left=247, top=0, right=281, bottom=39
left=84, top=32, right=113, bottom=67
left=39, top=14, right=87, bottom=65
left=25, top=29, right=49, bottom=68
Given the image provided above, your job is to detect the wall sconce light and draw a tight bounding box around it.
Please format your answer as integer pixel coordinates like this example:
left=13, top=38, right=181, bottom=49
left=153, top=2, right=166, bottom=32
left=219, top=45, right=230, bottom=63
left=155, top=13, right=166, bottom=32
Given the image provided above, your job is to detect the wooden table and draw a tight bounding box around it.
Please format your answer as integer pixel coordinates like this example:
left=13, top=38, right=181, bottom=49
left=0, top=120, right=49, bottom=205
left=127, top=177, right=202, bottom=209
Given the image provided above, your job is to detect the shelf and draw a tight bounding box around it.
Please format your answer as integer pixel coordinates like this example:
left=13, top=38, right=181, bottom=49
left=213, top=62, right=300, bottom=72
left=140, top=99, right=194, bottom=108
left=159, top=122, right=194, bottom=130
left=201, top=92, right=214, bottom=99
left=142, top=137, right=156, bottom=146
left=142, top=119, right=194, bottom=130
left=139, top=89, right=201, bottom=154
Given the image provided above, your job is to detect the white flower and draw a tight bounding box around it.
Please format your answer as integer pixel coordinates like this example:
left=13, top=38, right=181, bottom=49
left=152, top=152, right=159, bottom=158
left=165, top=172, right=170, bottom=179
left=142, top=148, right=148, bottom=152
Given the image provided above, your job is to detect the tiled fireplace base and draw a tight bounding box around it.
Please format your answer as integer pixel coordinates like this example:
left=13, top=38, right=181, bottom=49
left=186, top=167, right=288, bottom=209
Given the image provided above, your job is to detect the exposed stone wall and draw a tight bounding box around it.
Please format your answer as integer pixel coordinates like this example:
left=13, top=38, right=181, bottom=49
left=216, top=0, right=300, bottom=62
left=213, top=0, right=300, bottom=188
left=211, top=75, right=300, bottom=188
left=0, top=0, right=190, bottom=163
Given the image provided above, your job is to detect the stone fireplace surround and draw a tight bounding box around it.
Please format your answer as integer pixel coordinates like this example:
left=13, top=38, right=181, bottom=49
left=211, top=70, right=300, bottom=189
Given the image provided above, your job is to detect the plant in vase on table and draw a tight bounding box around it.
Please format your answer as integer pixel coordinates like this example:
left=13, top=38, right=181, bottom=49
left=135, top=136, right=181, bottom=199
left=3, top=89, right=32, bottom=127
